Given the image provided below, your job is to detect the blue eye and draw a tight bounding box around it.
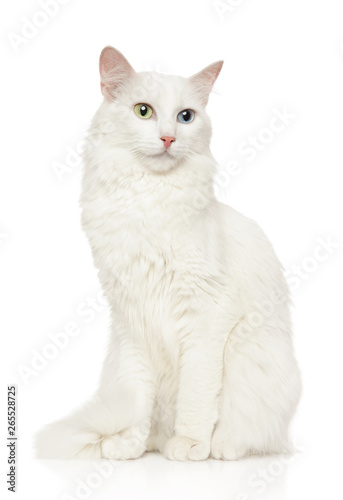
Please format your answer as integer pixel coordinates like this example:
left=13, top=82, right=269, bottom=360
left=177, top=109, right=195, bottom=124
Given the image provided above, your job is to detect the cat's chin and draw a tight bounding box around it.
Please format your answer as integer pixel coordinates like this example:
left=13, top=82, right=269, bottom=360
left=142, top=152, right=182, bottom=174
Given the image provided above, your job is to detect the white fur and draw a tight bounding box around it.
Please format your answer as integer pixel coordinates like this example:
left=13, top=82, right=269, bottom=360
left=35, top=48, right=301, bottom=461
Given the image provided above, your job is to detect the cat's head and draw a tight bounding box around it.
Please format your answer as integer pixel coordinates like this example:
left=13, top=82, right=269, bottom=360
left=96, top=47, right=223, bottom=173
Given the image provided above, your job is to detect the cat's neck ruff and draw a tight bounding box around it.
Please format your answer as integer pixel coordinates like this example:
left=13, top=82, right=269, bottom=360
left=82, top=143, right=217, bottom=230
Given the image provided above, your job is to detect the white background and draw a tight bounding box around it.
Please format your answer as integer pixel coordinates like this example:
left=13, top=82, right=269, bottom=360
left=1, top=0, right=343, bottom=499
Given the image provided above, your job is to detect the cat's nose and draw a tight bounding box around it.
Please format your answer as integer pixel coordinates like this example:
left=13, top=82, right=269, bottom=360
left=160, top=136, right=175, bottom=149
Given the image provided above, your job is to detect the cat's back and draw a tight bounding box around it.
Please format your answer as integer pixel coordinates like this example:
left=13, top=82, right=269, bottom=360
left=217, top=202, right=269, bottom=248
left=216, top=201, right=286, bottom=296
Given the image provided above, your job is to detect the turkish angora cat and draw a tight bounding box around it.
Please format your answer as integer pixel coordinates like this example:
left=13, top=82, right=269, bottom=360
left=36, top=47, right=301, bottom=461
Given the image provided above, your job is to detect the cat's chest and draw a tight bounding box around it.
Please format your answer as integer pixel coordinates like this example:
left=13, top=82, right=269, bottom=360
left=83, top=180, right=219, bottom=303
left=85, top=185, right=194, bottom=268
left=92, top=205, right=205, bottom=313
left=102, top=238, right=181, bottom=350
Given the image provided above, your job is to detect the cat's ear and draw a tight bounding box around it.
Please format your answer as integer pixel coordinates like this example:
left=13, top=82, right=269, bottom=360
left=99, top=46, right=135, bottom=100
left=188, top=61, right=224, bottom=105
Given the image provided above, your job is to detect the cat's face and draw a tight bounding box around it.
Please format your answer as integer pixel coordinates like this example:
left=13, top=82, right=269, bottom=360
left=98, top=47, right=223, bottom=173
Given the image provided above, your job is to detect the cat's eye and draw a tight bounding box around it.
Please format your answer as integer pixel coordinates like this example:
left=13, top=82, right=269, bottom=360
left=134, top=103, right=153, bottom=119
left=177, top=109, right=195, bottom=124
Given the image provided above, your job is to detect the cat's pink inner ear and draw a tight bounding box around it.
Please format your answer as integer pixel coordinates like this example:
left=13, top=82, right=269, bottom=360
left=189, top=61, right=224, bottom=105
left=99, top=46, right=135, bottom=100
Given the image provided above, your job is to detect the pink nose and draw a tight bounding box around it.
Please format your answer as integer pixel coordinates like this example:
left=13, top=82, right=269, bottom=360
left=160, top=136, right=175, bottom=149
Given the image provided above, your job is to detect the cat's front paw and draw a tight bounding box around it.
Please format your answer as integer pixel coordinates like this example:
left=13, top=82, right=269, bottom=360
left=101, top=433, right=145, bottom=460
left=164, top=436, right=210, bottom=461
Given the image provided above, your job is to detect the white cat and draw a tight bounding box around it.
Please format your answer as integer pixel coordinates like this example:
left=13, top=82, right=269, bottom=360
left=36, top=47, right=301, bottom=461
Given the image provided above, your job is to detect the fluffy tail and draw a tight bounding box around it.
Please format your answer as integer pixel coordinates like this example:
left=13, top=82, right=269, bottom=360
left=35, top=398, right=119, bottom=459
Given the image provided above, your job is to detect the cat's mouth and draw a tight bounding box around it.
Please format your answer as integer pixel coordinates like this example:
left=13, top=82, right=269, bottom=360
left=139, top=148, right=181, bottom=173
left=151, top=149, right=175, bottom=159
left=161, top=150, right=173, bottom=157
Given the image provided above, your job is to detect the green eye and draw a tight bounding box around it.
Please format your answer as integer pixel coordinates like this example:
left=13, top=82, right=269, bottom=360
left=134, top=103, right=153, bottom=119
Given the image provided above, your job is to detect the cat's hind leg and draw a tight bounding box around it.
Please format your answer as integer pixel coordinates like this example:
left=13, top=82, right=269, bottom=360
left=211, top=318, right=301, bottom=460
